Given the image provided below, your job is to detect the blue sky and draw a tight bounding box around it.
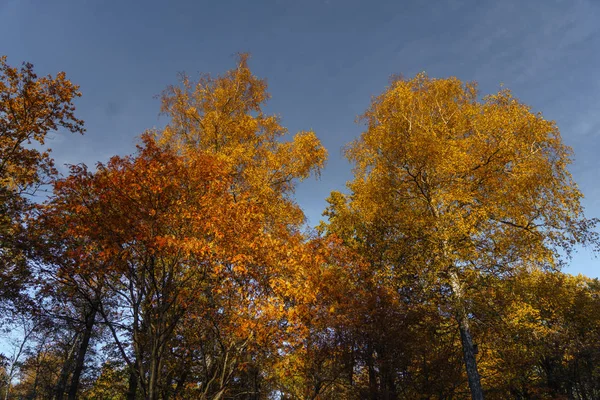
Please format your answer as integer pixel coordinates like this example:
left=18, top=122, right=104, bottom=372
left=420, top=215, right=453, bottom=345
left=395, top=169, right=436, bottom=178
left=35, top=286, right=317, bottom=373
left=1, top=0, right=598, bottom=276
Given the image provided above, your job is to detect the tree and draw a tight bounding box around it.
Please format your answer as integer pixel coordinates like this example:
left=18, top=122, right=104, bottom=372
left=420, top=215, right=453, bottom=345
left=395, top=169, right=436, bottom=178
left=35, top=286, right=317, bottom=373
left=480, top=270, right=600, bottom=399
left=0, top=56, right=84, bottom=311
left=40, top=133, right=316, bottom=399
left=34, top=178, right=111, bottom=400
left=34, top=54, right=327, bottom=399
left=321, top=192, right=466, bottom=399
left=159, top=53, right=327, bottom=229
left=157, top=54, right=328, bottom=397
left=83, top=361, right=128, bottom=400
left=42, top=136, right=240, bottom=399
left=33, top=266, right=105, bottom=400
left=329, top=73, right=595, bottom=399
left=0, top=313, right=41, bottom=400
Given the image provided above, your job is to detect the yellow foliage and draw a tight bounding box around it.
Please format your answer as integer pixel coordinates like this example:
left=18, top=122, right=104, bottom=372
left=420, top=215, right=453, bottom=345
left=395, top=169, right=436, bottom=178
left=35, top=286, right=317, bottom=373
left=345, top=72, right=588, bottom=282
left=158, top=53, right=327, bottom=227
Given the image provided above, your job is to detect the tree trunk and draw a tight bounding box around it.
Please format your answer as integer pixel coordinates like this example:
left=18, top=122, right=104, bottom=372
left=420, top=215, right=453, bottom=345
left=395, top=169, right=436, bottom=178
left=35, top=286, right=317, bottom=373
left=450, top=272, right=484, bottom=400
left=126, top=367, right=139, bottom=400
left=376, top=344, right=397, bottom=400
left=54, top=334, right=79, bottom=400
left=148, top=346, right=159, bottom=400
left=457, top=311, right=484, bottom=400
left=366, top=342, right=378, bottom=400
left=67, top=302, right=98, bottom=400
left=148, top=328, right=167, bottom=400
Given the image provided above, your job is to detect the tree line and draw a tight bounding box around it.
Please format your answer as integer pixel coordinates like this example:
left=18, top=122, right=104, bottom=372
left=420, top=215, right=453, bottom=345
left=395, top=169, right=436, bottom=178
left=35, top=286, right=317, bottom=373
left=0, top=54, right=599, bottom=399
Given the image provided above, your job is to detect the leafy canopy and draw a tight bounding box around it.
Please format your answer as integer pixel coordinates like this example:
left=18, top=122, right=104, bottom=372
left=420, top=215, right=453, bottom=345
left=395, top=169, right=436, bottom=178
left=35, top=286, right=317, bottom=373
left=340, top=72, right=593, bottom=277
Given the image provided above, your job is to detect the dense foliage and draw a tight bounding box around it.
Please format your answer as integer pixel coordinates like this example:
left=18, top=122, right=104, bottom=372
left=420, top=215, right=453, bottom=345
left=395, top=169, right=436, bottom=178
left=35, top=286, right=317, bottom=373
left=0, top=55, right=598, bottom=400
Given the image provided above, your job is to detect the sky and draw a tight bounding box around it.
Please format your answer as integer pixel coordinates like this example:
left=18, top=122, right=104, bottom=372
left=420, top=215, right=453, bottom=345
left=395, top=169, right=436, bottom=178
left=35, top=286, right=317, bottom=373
left=1, top=0, right=598, bottom=277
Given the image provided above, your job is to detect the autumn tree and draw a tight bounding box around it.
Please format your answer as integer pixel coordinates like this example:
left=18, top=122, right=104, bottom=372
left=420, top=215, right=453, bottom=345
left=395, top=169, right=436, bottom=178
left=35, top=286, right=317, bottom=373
left=32, top=260, right=105, bottom=400
left=83, top=361, right=129, bottom=400
left=41, top=136, right=237, bottom=399
left=157, top=53, right=328, bottom=395
left=321, top=191, right=466, bottom=399
left=326, top=73, right=595, bottom=399
left=159, top=53, right=327, bottom=228
left=31, top=54, right=326, bottom=399
left=159, top=54, right=328, bottom=397
left=39, top=135, right=316, bottom=399
left=0, top=56, right=84, bottom=311
left=266, top=235, right=364, bottom=399
left=476, top=269, right=600, bottom=399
